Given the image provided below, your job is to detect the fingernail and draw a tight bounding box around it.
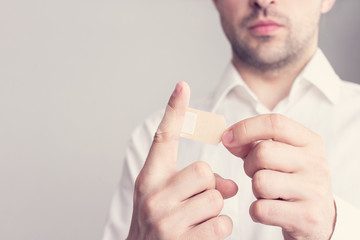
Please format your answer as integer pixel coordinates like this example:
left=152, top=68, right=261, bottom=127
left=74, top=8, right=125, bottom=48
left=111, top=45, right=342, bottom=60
left=222, top=130, right=233, bottom=145
left=172, top=82, right=183, bottom=97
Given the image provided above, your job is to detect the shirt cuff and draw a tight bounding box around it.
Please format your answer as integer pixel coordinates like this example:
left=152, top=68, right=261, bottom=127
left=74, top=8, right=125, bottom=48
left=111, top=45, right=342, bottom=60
left=331, top=195, right=360, bottom=239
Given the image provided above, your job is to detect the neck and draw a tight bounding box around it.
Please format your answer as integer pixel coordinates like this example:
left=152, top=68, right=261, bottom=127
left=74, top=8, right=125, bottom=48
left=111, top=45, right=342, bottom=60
left=233, top=47, right=317, bottom=110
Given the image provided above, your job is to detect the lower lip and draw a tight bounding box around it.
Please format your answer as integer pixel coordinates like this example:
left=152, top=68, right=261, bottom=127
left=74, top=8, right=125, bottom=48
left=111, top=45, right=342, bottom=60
left=249, top=24, right=282, bottom=35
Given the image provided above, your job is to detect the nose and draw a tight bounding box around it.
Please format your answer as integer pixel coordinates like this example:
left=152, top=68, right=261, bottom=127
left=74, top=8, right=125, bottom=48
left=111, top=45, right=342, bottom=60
left=250, top=0, right=275, bottom=9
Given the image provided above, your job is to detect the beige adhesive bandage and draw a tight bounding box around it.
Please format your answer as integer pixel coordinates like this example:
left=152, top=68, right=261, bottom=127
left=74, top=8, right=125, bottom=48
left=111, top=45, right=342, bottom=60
left=180, top=108, right=227, bottom=145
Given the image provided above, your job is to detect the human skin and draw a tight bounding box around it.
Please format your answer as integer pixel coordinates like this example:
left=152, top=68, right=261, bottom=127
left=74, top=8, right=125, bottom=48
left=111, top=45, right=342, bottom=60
left=212, top=0, right=337, bottom=239
left=127, top=82, right=239, bottom=239
left=128, top=83, right=336, bottom=240
left=213, top=0, right=336, bottom=110
left=222, top=116, right=336, bottom=239
left=127, top=0, right=337, bottom=239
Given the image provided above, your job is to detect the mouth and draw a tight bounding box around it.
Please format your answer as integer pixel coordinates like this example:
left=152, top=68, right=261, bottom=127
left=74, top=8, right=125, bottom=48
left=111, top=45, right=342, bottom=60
left=248, top=19, right=283, bottom=36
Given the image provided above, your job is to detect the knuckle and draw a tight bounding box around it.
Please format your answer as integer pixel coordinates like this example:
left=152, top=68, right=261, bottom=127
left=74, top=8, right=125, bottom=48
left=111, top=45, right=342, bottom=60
left=302, top=205, right=322, bottom=226
left=255, top=141, right=272, bottom=167
left=192, top=161, right=214, bottom=182
left=309, top=158, right=331, bottom=184
left=142, top=193, right=161, bottom=218
left=212, top=217, right=232, bottom=237
left=308, top=180, right=332, bottom=205
left=252, top=171, right=269, bottom=198
left=308, top=156, right=323, bottom=170
left=307, top=183, right=324, bottom=200
left=243, top=160, right=252, bottom=177
left=134, top=172, right=148, bottom=195
left=308, top=133, right=326, bottom=155
left=245, top=141, right=273, bottom=178
left=153, top=131, right=179, bottom=144
left=206, top=189, right=224, bottom=211
left=250, top=200, right=277, bottom=225
left=153, top=217, right=175, bottom=239
left=250, top=200, right=266, bottom=223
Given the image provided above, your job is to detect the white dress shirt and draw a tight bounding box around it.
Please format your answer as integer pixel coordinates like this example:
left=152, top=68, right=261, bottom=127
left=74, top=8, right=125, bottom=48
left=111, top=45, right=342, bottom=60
left=103, top=49, right=360, bottom=239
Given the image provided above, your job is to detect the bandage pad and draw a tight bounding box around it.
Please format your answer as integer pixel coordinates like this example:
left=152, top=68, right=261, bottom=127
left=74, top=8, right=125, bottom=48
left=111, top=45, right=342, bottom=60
left=180, top=108, right=226, bottom=145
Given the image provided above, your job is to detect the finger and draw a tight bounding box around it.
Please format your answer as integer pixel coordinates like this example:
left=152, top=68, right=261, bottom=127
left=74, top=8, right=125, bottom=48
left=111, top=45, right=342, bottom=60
left=162, top=163, right=238, bottom=203
left=214, top=173, right=238, bottom=199
left=243, top=140, right=308, bottom=177
left=163, top=161, right=216, bottom=202
left=175, top=189, right=224, bottom=228
left=222, top=114, right=321, bottom=158
left=251, top=170, right=308, bottom=200
left=184, top=215, right=233, bottom=240
left=143, top=81, right=190, bottom=175
left=249, top=199, right=301, bottom=233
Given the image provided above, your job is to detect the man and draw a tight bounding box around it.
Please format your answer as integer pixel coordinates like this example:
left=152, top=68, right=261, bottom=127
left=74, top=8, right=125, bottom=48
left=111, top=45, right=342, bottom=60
left=104, top=0, right=360, bottom=239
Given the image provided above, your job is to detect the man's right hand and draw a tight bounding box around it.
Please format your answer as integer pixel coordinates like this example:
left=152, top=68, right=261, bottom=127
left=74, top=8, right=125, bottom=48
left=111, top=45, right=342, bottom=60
left=127, top=82, right=238, bottom=240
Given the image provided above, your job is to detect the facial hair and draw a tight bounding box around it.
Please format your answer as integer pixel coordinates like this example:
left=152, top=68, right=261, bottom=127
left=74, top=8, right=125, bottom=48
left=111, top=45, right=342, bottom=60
left=223, top=7, right=318, bottom=73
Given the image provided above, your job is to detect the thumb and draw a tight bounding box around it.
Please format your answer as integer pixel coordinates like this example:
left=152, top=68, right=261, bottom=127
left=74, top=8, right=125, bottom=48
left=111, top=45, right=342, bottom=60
left=214, top=173, right=238, bottom=199
left=143, top=81, right=190, bottom=175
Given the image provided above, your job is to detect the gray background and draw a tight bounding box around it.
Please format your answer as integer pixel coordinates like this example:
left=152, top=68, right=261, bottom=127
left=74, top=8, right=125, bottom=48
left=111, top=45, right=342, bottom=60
left=0, top=0, right=359, bottom=239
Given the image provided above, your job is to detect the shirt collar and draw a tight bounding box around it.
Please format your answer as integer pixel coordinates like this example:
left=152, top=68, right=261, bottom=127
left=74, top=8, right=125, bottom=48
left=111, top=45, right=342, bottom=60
left=299, top=49, right=341, bottom=104
left=208, top=63, right=247, bottom=112
left=209, top=48, right=341, bottom=112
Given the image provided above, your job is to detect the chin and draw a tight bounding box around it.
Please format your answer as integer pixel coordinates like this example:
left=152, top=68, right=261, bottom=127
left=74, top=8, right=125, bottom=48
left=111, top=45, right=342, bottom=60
left=245, top=48, right=293, bottom=72
left=256, top=49, right=287, bottom=62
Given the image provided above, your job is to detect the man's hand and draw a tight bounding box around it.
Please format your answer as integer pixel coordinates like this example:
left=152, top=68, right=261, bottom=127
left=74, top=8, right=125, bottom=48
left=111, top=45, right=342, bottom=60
left=222, top=114, right=336, bottom=240
left=127, top=82, right=238, bottom=240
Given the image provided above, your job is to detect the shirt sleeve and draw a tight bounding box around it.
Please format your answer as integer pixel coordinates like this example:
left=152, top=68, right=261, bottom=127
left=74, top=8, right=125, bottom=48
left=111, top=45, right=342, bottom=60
left=331, top=195, right=360, bottom=239
left=102, top=114, right=161, bottom=240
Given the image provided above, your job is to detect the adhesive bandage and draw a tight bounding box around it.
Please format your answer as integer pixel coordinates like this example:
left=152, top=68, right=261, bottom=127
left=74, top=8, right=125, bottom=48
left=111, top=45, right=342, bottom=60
left=180, top=108, right=227, bottom=145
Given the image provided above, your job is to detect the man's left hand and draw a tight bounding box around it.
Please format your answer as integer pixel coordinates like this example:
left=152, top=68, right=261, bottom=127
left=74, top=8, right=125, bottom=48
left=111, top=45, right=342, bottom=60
left=222, top=113, right=336, bottom=240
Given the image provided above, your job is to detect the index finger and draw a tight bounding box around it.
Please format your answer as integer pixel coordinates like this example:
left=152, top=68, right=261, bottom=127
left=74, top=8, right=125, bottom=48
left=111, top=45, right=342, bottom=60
left=143, top=81, right=190, bottom=176
left=221, top=114, right=320, bottom=158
